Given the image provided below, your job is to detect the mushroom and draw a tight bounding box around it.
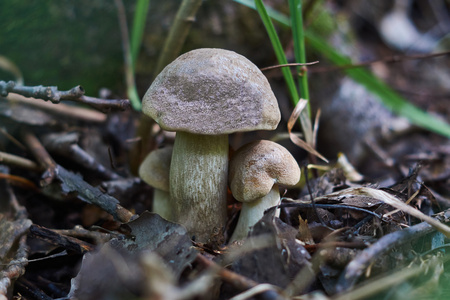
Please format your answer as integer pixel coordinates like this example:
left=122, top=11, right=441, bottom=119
left=229, top=140, right=300, bottom=242
left=138, top=146, right=173, bottom=220
left=142, top=48, right=280, bottom=243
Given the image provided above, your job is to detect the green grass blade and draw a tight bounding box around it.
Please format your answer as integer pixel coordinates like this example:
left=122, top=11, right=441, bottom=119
left=288, top=0, right=312, bottom=143
left=305, top=32, right=450, bottom=137
left=236, top=2, right=450, bottom=138
left=254, top=0, right=299, bottom=105
left=127, top=84, right=141, bottom=111
left=154, top=0, right=203, bottom=74
left=233, top=0, right=290, bottom=27
left=255, top=0, right=319, bottom=147
left=130, top=0, right=150, bottom=69
left=115, top=0, right=142, bottom=110
left=289, top=0, right=308, bottom=100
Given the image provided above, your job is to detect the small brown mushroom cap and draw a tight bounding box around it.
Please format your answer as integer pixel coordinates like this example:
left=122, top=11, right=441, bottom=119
left=229, top=140, right=300, bottom=203
left=138, top=146, right=173, bottom=192
left=142, top=48, right=280, bottom=135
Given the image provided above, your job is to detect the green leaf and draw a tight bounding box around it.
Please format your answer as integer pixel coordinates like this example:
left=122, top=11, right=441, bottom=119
left=127, top=83, right=142, bottom=111
left=288, top=0, right=308, bottom=100
left=233, top=0, right=290, bottom=27
left=288, top=0, right=312, bottom=143
left=254, top=0, right=298, bottom=105
left=130, top=0, right=150, bottom=69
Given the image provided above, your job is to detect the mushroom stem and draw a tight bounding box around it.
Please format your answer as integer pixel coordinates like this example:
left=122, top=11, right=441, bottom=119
left=153, top=189, right=171, bottom=220
left=230, top=184, right=281, bottom=242
left=170, top=131, right=228, bottom=243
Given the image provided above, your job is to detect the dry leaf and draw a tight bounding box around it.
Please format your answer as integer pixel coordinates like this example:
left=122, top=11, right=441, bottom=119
left=337, top=153, right=364, bottom=182
left=317, top=187, right=450, bottom=238
left=288, top=99, right=328, bottom=162
left=298, top=215, right=315, bottom=245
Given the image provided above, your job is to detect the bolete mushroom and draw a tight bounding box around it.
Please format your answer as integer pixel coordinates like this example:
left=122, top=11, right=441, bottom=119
left=138, top=146, right=173, bottom=220
left=229, top=140, right=300, bottom=242
left=142, top=48, right=280, bottom=243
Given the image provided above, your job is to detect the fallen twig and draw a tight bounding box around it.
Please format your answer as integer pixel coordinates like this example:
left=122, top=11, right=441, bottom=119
left=195, top=253, right=284, bottom=299
left=280, top=202, right=383, bottom=220
left=0, top=151, right=42, bottom=172
left=6, top=93, right=107, bottom=123
left=53, top=226, right=113, bottom=245
left=309, top=50, right=450, bottom=74
left=0, top=81, right=130, bottom=111
left=0, top=80, right=84, bottom=103
left=260, top=61, right=319, bottom=72
left=21, top=130, right=58, bottom=186
left=54, top=164, right=134, bottom=223
left=0, top=173, right=39, bottom=191
left=42, top=132, right=121, bottom=181
left=29, top=224, right=95, bottom=254
left=0, top=175, right=31, bottom=299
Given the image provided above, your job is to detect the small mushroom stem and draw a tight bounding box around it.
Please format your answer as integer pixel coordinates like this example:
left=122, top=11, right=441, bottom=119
left=170, top=131, right=228, bottom=243
left=230, top=184, right=281, bottom=242
left=153, top=189, right=171, bottom=220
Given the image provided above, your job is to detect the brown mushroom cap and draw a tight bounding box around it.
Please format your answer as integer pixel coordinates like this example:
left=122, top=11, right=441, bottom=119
left=138, top=146, right=173, bottom=192
left=142, top=48, right=280, bottom=135
left=229, top=140, right=300, bottom=203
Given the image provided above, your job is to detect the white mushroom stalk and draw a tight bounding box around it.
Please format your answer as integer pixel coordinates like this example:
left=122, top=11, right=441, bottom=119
left=170, top=132, right=228, bottom=239
left=142, top=49, right=281, bottom=244
left=231, top=184, right=281, bottom=242
left=229, top=140, right=300, bottom=242
left=139, top=146, right=173, bottom=220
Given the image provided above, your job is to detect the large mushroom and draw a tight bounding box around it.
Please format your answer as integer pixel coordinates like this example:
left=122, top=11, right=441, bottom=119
left=142, top=48, right=280, bottom=243
left=229, top=140, right=300, bottom=242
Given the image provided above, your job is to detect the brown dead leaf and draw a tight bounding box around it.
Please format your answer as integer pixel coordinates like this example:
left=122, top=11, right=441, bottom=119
left=298, top=215, right=315, bottom=245
left=288, top=99, right=328, bottom=163
left=231, top=208, right=313, bottom=290
left=110, top=211, right=198, bottom=279
left=317, top=187, right=450, bottom=238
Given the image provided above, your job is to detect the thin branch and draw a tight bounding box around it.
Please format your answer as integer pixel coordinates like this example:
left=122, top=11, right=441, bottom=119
left=0, top=81, right=130, bottom=111
left=0, top=80, right=83, bottom=103
left=0, top=128, right=26, bottom=150
left=260, top=61, right=319, bottom=71
left=21, top=130, right=58, bottom=186
left=0, top=173, right=39, bottom=191
left=309, top=50, right=450, bottom=74
left=29, top=224, right=94, bottom=254
left=6, top=93, right=107, bottom=123
left=0, top=151, right=42, bottom=172
left=77, top=95, right=130, bottom=112
left=280, top=201, right=383, bottom=219
left=154, top=0, right=203, bottom=74
left=0, top=179, right=31, bottom=299
left=53, top=226, right=113, bottom=245
left=195, top=253, right=283, bottom=299
left=42, top=133, right=121, bottom=181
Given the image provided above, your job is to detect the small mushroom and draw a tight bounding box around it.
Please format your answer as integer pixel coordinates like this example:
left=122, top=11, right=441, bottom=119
left=138, top=146, right=173, bottom=220
left=229, top=140, right=300, bottom=242
left=142, top=48, right=280, bottom=243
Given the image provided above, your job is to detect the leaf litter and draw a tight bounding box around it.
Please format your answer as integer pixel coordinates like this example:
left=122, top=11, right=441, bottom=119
left=1, top=96, right=450, bottom=299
